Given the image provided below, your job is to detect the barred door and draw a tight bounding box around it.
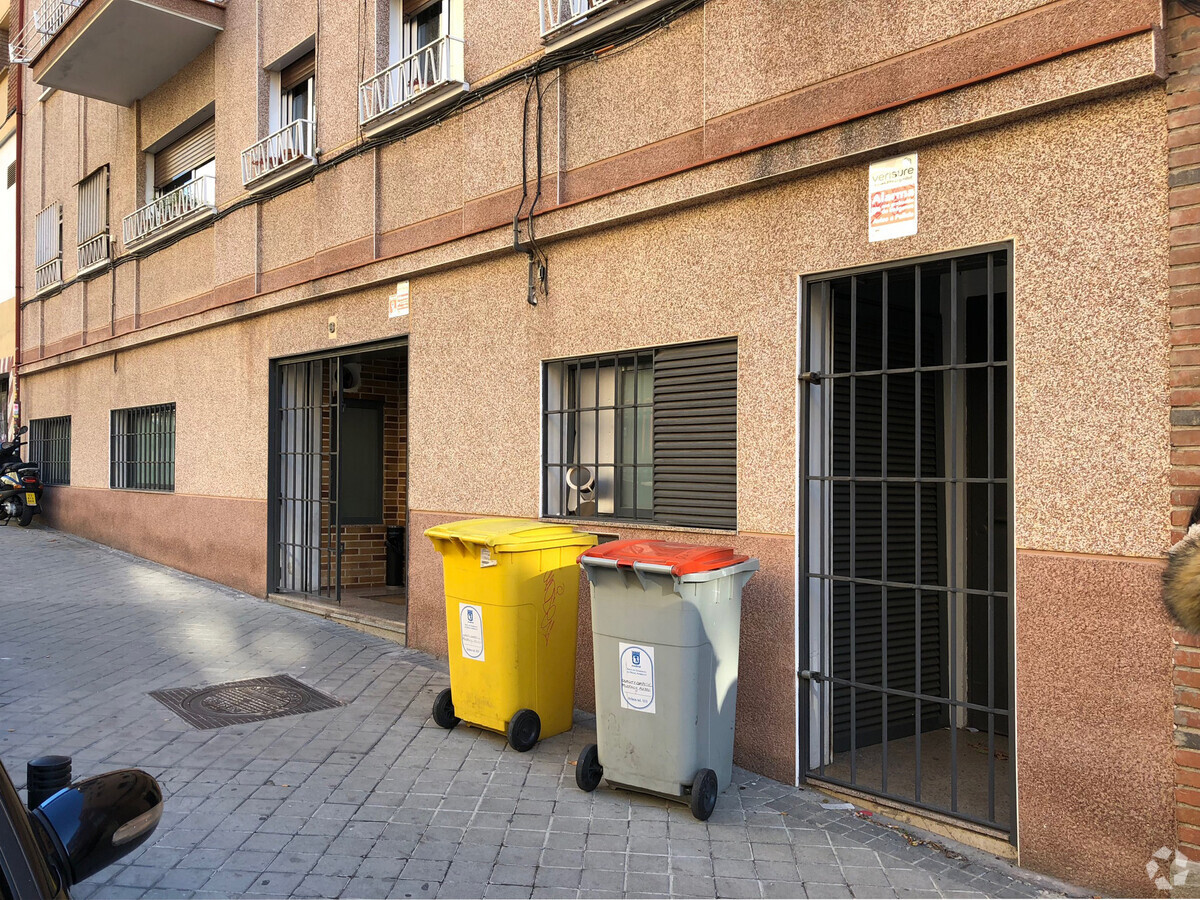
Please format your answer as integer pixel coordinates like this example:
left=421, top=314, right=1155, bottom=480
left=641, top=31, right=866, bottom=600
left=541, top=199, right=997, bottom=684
left=273, top=358, right=342, bottom=602
left=800, top=248, right=1015, bottom=837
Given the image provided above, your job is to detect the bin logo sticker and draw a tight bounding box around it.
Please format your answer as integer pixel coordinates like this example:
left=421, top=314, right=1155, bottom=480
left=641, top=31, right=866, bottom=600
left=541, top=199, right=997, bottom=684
left=480, top=546, right=498, bottom=568
left=460, top=603, right=485, bottom=661
left=619, top=642, right=655, bottom=713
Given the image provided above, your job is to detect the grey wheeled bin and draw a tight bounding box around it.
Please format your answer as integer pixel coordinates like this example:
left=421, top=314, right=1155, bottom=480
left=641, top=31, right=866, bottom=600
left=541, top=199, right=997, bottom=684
left=574, top=539, right=759, bottom=820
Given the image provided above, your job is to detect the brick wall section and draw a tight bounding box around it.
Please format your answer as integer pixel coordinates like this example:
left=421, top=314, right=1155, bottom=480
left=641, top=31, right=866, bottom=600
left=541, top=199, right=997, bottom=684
left=317, top=353, right=408, bottom=594
left=1170, top=0, right=1200, bottom=862
left=339, top=356, right=407, bottom=590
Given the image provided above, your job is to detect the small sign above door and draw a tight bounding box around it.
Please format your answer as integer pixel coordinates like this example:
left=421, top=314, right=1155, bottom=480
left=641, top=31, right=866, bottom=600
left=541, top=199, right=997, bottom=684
left=868, top=154, right=918, bottom=242
left=389, top=281, right=410, bottom=318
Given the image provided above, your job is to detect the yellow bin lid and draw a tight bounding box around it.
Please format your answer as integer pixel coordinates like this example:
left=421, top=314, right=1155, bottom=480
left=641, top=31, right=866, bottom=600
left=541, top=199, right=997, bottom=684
left=424, top=518, right=595, bottom=553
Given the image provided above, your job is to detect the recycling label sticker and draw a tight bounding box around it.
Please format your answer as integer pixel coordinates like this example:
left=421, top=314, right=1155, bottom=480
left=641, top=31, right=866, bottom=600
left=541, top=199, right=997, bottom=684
left=460, top=603, right=485, bottom=661
left=619, top=642, right=655, bottom=713
left=480, top=546, right=498, bottom=568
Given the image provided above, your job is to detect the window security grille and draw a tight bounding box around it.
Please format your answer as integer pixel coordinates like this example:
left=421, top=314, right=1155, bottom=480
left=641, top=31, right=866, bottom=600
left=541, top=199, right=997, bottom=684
left=34, top=203, right=62, bottom=292
left=77, top=167, right=110, bottom=271
left=28, top=416, right=70, bottom=486
left=110, top=404, right=175, bottom=491
left=543, top=338, right=737, bottom=530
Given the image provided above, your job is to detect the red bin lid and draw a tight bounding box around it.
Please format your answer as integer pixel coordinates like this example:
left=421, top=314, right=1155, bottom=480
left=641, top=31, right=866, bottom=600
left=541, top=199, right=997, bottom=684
left=579, top=539, right=749, bottom=576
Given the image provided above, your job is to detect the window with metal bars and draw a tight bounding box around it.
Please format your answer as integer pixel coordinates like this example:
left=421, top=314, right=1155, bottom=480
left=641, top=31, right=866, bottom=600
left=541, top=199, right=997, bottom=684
left=110, top=404, right=176, bottom=492
left=34, top=203, right=62, bottom=292
left=543, top=338, right=737, bottom=530
left=28, top=416, right=70, bottom=486
left=77, top=167, right=110, bottom=272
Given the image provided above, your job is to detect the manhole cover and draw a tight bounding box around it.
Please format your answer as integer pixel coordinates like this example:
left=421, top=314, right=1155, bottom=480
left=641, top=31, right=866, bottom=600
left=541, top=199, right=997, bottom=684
left=150, top=674, right=341, bottom=729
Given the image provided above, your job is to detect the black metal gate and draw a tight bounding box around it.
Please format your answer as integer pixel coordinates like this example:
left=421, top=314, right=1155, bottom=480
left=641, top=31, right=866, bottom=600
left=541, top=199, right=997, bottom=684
left=270, top=357, right=342, bottom=602
left=800, top=247, right=1015, bottom=837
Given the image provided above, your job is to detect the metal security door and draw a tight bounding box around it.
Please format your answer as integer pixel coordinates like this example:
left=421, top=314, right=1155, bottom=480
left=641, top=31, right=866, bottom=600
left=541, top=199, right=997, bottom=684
left=271, top=357, right=343, bottom=603
left=800, top=247, right=1015, bottom=837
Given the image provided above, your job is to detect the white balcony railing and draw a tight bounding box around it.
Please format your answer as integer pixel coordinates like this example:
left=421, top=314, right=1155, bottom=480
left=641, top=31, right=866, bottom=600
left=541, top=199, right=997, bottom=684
left=9, top=0, right=84, bottom=64
left=540, top=0, right=619, bottom=37
left=77, top=233, right=110, bottom=271
left=10, top=0, right=223, bottom=64
left=122, top=175, right=215, bottom=248
left=359, top=34, right=464, bottom=126
left=242, top=119, right=315, bottom=187
left=34, top=258, right=62, bottom=292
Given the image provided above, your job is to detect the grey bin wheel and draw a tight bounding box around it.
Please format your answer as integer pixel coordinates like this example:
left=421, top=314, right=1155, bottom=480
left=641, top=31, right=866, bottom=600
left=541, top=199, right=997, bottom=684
left=575, top=743, right=603, bottom=792
left=506, top=709, right=541, bottom=752
left=689, top=768, right=718, bottom=821
left=432, top=688, right=460, bottom=729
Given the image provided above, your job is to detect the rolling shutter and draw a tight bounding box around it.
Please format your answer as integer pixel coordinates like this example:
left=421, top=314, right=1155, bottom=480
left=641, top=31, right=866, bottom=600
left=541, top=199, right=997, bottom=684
left=153, top=118, right=215, bottom=189
left=281, top=52, right=315, bottom=91
left=652, top=339, right=737, bottom=530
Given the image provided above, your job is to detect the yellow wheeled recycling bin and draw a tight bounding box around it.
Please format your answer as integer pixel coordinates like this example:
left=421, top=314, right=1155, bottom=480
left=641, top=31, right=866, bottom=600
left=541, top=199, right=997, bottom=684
left=424, top=518, right=596, bottom=751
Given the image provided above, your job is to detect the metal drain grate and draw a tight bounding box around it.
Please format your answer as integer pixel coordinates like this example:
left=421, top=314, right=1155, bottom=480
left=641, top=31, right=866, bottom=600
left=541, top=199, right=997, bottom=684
left=150, top=674, right=342, bottom=730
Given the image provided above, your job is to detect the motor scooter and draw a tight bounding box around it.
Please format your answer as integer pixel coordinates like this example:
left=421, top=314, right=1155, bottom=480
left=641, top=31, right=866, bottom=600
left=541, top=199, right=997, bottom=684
left=0, top=425, right=43, bottom=527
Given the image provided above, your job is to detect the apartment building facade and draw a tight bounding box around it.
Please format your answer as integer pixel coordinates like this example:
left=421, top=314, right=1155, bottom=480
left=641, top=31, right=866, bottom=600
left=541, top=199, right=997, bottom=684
left=7, top=0, right=1188, bottom=892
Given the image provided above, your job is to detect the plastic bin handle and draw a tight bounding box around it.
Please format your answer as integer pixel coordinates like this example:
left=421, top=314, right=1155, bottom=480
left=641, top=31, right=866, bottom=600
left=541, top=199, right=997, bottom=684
left=631, top=561, right=675, bottom=576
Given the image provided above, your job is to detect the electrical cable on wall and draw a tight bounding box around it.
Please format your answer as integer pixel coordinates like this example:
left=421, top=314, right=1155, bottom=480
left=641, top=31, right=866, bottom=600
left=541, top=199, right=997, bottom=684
left=22, top=0, right=710, bottom=308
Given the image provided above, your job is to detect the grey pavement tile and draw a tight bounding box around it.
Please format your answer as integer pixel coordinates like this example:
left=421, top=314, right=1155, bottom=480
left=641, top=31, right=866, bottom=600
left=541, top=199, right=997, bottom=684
left=201, top=870, right=261, bottom=893
left=670, top=855, right=715, bottom=877
left=497, top=846, right=542, bottom=867
left=388, top=883, right=441, bottom=900
left=761, top=884, right=806, bottom=899
left=402, top=858, right=453, bottom=882
left=438, top=884, right=489, bottom=899
left=489, top=864, right=537, bottom=887
left=712, top=858, right=757, bottom=880
left=342, top=876, right=400, bottom=898
left=357, top=856, right=408, bottom=879
left=481, top=887, right=533, bottom=900
left=294, top=873, right=352, bottom=897
left=534, top=866, right=584, bottom=889
left=671, top=874, right=718, bottom=898
left=266, top=851, right=322, bottom=875
left=310, top=854, right=364, bottom=878
left=794, top=863, right=845, bottom=885
left=625, top=873, right=671, bottom=895
left=109, top=866, right=165, bottom=889
left=802, top=885, right=852, bottom=899
left=714, top=877, right=762, bottom=899
left=580, top=868, right=626, bottom=892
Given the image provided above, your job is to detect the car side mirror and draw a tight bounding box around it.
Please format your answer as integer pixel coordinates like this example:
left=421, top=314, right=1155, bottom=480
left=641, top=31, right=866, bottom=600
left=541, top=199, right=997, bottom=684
left=29, top=769, right=162, bottom=886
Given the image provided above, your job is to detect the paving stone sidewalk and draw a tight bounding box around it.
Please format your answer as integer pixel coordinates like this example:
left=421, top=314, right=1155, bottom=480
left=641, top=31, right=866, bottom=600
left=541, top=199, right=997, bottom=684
left=0, top=527, right=1080, bottom=900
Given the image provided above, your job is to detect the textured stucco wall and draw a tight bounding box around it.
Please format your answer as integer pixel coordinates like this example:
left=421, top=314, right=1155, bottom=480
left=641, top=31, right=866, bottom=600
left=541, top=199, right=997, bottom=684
left=13, top=25, right=1174, bottom=890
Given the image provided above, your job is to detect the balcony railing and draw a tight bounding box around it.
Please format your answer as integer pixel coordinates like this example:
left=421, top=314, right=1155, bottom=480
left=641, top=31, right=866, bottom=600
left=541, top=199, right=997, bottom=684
left=35, top=258, right=62, bottom=293
left=9, top=0, right=84, bottom=64
left=540, top=0, right=619, bottom=37
left=122, top=175, right=216, bottom=248
left=242, top=119, right=315, bottom=187
left=359, top=34, right=464, bottom=126
left=11, top=0, right=222, bottom=64
left=77, top=233, right=110, bottom=272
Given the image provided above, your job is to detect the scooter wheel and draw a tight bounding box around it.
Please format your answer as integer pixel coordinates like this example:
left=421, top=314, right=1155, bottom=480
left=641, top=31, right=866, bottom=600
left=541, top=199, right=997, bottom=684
left=689, top=768, right=718, bottom=821
left=507, top=709, right=541, bottom=752
left=575, top=743, right=603, bottom=792
left=432, top=688, right=460, bottom=729
left=17, top=501, right=34, bottom=527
